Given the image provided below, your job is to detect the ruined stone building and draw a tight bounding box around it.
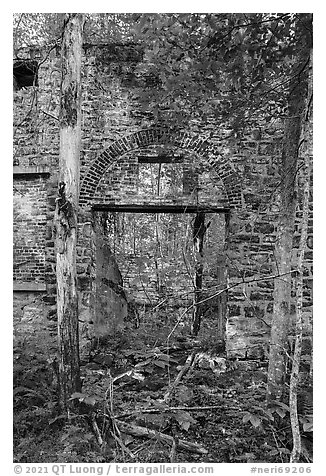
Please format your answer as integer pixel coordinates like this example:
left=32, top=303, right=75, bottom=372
left=13, top=43, right=313, bottom=359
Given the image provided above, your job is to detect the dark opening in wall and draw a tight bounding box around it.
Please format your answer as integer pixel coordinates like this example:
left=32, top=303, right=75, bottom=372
left=13, top=59, right=38, bottom=91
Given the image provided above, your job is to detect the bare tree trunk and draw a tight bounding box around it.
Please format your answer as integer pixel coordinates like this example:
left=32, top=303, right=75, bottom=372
left=289, top=129, right=311, bottom=463
left=192, top=260, right=204, bottom=336
left=267, top=17, right=311, bottom=402
left=290, top=50, right=312, bottom=464
left=191, top=212, right=209, bottom=336
left=54, top=13, right=84, bottom=414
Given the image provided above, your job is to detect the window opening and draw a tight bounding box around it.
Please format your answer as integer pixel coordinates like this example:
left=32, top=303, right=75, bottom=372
left=13, top=59, right=38, bottom=91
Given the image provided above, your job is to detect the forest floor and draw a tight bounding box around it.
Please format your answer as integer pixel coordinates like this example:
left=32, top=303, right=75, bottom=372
left=13, top=328, right=313, bottom=464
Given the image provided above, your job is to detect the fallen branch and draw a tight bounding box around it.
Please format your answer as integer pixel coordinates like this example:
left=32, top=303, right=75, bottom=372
left=163, top=351, right=197, bottom=403
left=115, top=420, right=208, bottom=455
left=111, top=432, right=136, bottom=459
left=90, top=413, right=103, bottom=446
left=169, top=436, right=177, bottom=462
left=114, top=404, right=224, bottom=420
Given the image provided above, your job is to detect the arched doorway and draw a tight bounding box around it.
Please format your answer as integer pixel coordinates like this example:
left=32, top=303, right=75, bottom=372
left=78, top=128, right=242, bottom=343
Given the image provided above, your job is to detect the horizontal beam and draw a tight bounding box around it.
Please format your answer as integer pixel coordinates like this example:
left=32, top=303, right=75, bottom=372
left=92, top=204, right=230, bottom=214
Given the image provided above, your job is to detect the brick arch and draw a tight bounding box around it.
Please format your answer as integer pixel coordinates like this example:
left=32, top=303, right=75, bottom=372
left=79, top=127, right=242, bottom=208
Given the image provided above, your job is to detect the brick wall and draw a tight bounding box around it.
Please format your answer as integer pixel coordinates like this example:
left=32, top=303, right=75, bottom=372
left=13, top=43, right=313, bottom=358
left=13, top=171, right=48, bottom=284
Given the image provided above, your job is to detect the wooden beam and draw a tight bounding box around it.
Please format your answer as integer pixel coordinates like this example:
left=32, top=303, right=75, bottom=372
left=92, top=204, right=230, bottom=214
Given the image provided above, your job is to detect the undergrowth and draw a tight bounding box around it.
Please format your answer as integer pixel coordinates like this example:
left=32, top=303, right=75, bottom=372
left=13, top=330, right=312, bottom=463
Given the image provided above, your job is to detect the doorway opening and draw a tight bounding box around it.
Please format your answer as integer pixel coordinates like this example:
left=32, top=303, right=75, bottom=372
left=93, top=206, right=229, bottom=342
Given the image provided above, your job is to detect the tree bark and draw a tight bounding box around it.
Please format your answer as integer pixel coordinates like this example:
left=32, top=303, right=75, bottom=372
left=267, top=15, right=312, bottom=402
left=290, top=49, right=312, bottom=464
left=289, top=125, right=311, bottom=463
left=54, top=13, right=84, bottom=413
left=191, top=212, right=208, bottom=336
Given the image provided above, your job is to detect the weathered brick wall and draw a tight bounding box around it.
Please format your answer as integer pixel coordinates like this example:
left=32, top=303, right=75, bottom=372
left=13, top=171, right=48, bottom=284
left=224, top=131, right=313, bottom=357
left=13, top=43, right=313, bottom=358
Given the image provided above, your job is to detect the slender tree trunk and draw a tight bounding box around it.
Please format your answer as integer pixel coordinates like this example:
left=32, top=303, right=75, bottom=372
left=290, top=50, right=312, bottom=464
left=289, top=126, right=311, bottom=463
left=192, top=260, right=204, bottom=336
left=191, top=212, right=208, bottom=336
left=267, top=17, right=311, bottom=402
left=54, top=13, right=84, bottom=413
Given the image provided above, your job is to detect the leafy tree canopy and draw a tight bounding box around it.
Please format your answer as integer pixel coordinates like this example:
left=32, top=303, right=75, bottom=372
left=128, top=13, right=312, bottom=132
left=13, top=13, right=312, bottom=134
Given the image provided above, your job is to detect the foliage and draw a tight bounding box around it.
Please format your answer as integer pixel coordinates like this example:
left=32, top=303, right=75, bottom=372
left=13, top=13, right=64, bottom=53
left=126, top=13, right=310, bottom=132
left=13, top=13, right=311, bottom=134
left=13, top=13, right=135, bottom=54
left=14, top=320, right=312, bottom=463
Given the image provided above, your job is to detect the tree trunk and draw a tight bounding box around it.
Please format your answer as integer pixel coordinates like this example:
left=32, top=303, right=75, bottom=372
left=289, top=49, right=312, bottom=464
left=267, top=16, right=311, bottom=402
left=289, top=125, right=311, bottom=463
left=191, top=212, right=209, bottom=336
left=54, top=13, right=84, bottom=413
